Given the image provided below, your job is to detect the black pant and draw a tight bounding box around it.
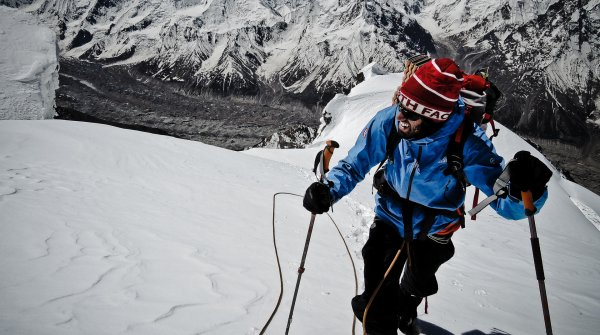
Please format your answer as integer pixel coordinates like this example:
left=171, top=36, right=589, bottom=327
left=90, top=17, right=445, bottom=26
left=355, top=217, right=455, bottom=333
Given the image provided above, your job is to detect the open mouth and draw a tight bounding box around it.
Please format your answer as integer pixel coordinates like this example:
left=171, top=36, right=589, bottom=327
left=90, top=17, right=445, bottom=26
left=399, top=120, right=411, bottom=130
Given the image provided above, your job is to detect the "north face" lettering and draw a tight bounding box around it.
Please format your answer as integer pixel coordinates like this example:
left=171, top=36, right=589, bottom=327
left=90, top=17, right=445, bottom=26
left=400, top=95, right=449, bottom=121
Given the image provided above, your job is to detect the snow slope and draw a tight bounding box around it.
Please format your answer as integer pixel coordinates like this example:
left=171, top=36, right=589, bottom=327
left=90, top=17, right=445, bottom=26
left=0, top=120, right=363, bottom=334
left=0, top=6, right=58, bottom=120
left=1, top=69, right=600, bottom=334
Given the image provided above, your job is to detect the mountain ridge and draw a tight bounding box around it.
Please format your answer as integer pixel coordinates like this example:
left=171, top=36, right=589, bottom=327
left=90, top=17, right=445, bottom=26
left=3, top=0, right=598, bottom=144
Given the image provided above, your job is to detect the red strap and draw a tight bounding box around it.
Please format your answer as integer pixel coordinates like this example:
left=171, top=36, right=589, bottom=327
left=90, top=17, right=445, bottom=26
left=464, top=104, right=472, bottom=117
left=471, top=188, right=480, bottom=220
left=454, top=122, right=465, bottom=143
left=471, top=116, right=496, bottom=220
left=489, top=119, right=499, bottom=138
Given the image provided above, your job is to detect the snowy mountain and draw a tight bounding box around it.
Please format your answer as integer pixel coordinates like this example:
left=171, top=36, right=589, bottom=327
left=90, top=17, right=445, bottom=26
left=5, top=0, right=597, bottom=144
left=1, top=64, right=600, bottom=334
left=9, top=0, right=434, bottom=101
left=419, top=0, right=600, bottom=143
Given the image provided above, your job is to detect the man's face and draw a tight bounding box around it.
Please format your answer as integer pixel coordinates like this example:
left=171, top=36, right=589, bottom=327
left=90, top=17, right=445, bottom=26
left=396, top=107, right=425, bottom=138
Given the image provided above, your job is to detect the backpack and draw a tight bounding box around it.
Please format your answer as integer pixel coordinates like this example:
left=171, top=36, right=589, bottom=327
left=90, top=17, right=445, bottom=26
left=446, top=69, right=503, bottom=191
left=452, top=70, right=503, bottom=220
left=459, top=69, right=503, bottom=139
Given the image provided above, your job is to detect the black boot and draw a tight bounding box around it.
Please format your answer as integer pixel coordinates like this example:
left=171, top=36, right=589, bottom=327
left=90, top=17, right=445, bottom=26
left=398, top=315, right=421, bottom=335
left=397, top=289, right=422, bottom=335
left=352, top=295, right=399, bottom=335
left=351, top=294, right=367, bottom=321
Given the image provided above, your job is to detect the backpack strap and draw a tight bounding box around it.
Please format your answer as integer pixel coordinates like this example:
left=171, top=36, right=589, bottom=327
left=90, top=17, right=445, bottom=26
left=372, top=112, right=401, bottom=195
left=471, top=187, right=481, bottom=221
left=487, top=118, right=500, bottom=139
left=375, top=113, right=402, bottom=172
left=473, top=101, right=500, bottom=220
left=444, top=120, right=474, bottom=191
left=385, top=127, right=402, bottom=164
left=481, top=81, right=502, bottom=139
left=402, top=199, right=414, bottom=242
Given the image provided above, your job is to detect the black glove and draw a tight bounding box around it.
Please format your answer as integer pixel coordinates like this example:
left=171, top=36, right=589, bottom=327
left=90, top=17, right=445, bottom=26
left=507, top=151, right=552, bottom=200
left=303, top=182, right=331, bottom=214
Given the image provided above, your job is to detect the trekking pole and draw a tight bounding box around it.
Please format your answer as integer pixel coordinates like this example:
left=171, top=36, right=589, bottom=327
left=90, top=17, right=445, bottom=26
left=285, top=140, right=339, bottom=335
left=522, top=190, right=553, bottom=335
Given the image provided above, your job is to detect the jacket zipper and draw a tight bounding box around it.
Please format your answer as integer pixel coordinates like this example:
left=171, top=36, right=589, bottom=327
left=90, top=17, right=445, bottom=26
left=405, top=145, right=422, bottom=201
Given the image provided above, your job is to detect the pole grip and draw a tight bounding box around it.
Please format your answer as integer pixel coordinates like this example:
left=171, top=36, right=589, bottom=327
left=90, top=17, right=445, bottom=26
left=521, top=190, right=536, bottom=216
left=321, top=140, right=339, bottom=174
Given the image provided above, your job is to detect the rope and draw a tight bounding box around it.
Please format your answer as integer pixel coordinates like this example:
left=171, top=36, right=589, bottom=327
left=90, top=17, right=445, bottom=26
left=259, top=192, right=359, bottom=335
left=327, top=211, right=359, bottom=334
left=361, top=242, right=406, bottom=335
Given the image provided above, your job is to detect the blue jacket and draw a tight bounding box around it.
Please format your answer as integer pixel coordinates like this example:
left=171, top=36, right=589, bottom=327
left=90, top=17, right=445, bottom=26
left=327, top=99, right=548, bottom=239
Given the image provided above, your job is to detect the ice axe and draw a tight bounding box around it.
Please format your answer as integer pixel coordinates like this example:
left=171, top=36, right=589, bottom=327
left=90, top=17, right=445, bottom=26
left=285, top=140, right=339, bottom=335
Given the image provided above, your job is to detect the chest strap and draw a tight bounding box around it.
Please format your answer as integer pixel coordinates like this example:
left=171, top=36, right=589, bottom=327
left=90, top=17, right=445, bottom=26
left=373, top=169, right=464, bottom=240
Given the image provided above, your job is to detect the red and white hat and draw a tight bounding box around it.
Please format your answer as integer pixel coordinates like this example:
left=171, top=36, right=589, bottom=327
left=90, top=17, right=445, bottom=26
left=399, top=58, right=464, bottom=122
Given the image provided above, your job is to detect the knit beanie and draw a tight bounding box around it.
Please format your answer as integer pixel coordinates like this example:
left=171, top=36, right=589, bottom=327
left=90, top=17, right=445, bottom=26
left=398, top=58, right=464, bottom=122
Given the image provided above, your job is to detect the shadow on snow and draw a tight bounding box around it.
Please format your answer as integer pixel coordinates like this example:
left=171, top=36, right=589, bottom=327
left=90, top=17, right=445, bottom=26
left=419, top=319, right=511, bottom=335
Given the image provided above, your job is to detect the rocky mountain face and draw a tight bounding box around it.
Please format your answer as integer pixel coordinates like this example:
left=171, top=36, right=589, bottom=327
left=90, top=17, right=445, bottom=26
left=54, top=57, right=321, bottom=150
left=253, top=124, right=316, bottom=148
left=419, top=0, right=599, bottom=145
left=8, top=0, right=435, bottom=104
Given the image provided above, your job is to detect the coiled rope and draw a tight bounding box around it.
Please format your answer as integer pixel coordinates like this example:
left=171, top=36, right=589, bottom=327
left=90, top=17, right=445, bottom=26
left=259, top=192, right=359, bottom=334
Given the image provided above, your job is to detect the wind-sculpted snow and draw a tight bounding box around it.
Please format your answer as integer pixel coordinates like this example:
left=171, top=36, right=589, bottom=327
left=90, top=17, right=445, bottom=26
left=0, top=120, right=364, bottom=334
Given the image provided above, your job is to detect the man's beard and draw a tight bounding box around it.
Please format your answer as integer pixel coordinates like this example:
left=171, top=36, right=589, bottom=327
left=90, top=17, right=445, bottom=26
left=398, top=120, right=442, bottom=139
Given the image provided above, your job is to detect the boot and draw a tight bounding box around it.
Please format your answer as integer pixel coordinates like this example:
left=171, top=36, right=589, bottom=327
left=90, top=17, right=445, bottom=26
left=397, top=289, right=422, bottom=335
left=351, top=294, right=367, bottom=321
left=398, top=315, right=421, bottom=335
left=352, top=295, right=398, bottom=335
